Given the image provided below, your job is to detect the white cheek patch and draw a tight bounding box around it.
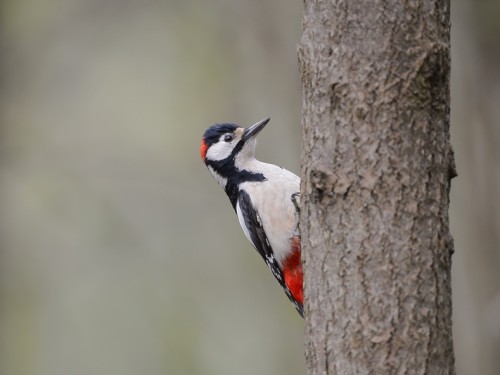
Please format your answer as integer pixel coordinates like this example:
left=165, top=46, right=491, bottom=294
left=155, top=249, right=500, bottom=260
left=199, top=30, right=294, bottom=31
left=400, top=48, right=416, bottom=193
left=207, top=165, right=228, bottom=188
left=206, top=138, right=233, bottom=161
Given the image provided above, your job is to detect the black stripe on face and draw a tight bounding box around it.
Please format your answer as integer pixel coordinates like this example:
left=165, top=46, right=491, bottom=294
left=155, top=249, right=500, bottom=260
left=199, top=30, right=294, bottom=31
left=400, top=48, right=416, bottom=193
left=206, top=141, right=265, bottom=209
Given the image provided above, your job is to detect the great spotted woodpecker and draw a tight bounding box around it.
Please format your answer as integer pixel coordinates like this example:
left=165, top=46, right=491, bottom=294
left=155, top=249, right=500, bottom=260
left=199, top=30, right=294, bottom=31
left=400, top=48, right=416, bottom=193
left=200, top=118, right=303, bottom=317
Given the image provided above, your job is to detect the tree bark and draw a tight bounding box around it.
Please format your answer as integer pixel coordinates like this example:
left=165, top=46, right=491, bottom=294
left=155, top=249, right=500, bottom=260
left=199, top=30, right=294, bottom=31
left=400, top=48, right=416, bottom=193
left=298, top=1, right=455, bottom=374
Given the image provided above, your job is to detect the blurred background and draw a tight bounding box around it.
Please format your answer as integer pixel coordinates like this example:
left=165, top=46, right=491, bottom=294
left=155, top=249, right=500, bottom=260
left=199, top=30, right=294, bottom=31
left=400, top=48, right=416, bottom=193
left=0, top=1, right=498, bottom=374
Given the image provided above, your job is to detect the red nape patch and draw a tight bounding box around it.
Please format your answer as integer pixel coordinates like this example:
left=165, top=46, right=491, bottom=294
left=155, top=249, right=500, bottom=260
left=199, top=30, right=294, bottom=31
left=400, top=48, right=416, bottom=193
left=283, top=236, right=303, bottom=304
left=200, top=139, right=208, bottom=160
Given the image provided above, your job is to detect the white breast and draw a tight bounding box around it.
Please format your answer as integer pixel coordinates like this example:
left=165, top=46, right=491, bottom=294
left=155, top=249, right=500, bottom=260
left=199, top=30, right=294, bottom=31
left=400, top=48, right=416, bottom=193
left=238, top=161, right=300, bottom=266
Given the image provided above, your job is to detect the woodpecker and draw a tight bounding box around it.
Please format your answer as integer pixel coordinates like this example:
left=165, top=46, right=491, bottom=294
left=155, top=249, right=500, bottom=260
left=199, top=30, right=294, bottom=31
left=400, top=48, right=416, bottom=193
left=200, top=117, right=303, bottom=317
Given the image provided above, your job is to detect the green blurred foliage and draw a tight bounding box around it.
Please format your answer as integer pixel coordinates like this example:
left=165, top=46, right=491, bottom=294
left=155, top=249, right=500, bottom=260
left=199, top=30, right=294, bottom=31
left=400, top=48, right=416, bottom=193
left=0, top=0, right=498, bottom=375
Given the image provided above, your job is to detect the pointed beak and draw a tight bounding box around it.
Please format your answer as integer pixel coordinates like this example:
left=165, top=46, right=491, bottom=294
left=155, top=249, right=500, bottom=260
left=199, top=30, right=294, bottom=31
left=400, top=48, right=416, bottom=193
left=242, top=117, right=270, bottom=141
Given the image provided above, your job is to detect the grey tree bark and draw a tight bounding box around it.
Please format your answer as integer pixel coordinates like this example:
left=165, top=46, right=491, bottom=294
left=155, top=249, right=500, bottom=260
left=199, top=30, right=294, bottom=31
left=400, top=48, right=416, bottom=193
left=298, top=1, right=456, bottom=374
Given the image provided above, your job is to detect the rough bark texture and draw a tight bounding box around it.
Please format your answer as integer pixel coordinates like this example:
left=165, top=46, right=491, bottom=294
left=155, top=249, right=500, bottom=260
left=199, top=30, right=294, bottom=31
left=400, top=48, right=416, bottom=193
left=298, top=1, right=455, bottom=374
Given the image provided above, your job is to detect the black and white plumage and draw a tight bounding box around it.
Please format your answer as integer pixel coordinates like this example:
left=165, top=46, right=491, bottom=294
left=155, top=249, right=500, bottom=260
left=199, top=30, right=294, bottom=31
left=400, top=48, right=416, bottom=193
left=200, top=118, right=303, bottom=317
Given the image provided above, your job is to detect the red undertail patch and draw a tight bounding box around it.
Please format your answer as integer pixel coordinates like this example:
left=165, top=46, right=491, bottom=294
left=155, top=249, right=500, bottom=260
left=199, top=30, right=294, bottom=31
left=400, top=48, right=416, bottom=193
left=282, top=236, right=303, bottom=305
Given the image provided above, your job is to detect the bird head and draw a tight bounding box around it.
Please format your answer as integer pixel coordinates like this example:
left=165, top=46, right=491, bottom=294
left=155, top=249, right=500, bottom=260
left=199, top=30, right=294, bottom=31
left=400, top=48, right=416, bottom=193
left=200, top=117, right=270, bottom=168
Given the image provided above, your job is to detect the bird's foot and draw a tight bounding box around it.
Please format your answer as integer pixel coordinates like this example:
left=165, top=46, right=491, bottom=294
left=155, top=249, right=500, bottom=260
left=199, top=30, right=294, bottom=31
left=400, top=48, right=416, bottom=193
left=291, top=192, right=301, bottom=239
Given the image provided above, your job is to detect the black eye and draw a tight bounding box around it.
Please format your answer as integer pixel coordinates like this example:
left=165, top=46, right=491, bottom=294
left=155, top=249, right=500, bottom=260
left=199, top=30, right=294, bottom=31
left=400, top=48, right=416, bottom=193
left=224, top=134, right=234, bottom=142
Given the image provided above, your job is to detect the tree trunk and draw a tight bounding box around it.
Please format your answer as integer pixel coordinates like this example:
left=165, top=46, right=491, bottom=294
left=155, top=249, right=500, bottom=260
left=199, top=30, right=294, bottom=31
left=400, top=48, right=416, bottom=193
left=298, top=1, right=456, bottom=374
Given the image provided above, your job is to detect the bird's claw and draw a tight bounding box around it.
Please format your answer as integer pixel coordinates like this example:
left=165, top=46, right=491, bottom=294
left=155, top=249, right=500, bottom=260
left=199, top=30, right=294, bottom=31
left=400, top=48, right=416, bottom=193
left=291, top=192, right=301, bottom=239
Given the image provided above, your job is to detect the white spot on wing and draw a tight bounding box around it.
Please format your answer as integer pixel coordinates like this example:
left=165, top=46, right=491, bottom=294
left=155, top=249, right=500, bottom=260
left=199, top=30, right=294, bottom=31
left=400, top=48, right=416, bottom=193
left=236, top=201, right=252, bottom=245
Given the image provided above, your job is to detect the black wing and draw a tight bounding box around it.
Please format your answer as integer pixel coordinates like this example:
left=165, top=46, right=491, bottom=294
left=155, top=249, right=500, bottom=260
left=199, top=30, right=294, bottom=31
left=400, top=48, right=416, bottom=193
left=237, top=190, right=304, bottom=317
